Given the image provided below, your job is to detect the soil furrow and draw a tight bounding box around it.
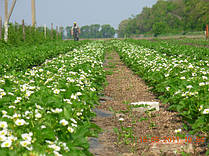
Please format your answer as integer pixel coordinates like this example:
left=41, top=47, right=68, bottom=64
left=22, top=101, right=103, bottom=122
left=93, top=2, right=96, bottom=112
left=89, top=51, right=204, bottom=156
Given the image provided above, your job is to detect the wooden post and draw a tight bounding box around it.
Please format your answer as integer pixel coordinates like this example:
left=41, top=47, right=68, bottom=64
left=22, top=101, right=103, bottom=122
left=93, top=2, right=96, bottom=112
left=5, top=0, right=8, bottom=23
left=4, top=0, right=17, bottom=42
left=22, top=20, right=25, bottom=41
left=56, top=26, right=58, bottom=40
left=0, top=17, right=2, bottom=40
left=59, top=27, right=63, bottom=40
left=31, top=0, right=36, bottom=27
left=44, top=24, right=47, bottom=39
left=8, top=0, right=17, bottom=22
left=206, top=24, right=208, bottom=40
left=4, top=0, right=8, bottom=41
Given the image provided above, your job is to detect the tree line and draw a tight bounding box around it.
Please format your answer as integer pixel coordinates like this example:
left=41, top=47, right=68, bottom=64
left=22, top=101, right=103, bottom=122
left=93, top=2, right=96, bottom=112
left=65, top=24, right=115, bottom=39
left=118, top=0, right=209, bottom=37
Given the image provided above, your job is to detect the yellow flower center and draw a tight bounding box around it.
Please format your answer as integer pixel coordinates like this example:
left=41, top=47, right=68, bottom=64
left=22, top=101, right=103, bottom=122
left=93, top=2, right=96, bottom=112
left=5, top=143, right=9, bottom=147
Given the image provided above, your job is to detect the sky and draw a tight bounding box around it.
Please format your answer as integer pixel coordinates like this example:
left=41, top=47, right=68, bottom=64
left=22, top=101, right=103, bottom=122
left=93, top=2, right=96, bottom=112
left=0, top=0, right=157, bottom=29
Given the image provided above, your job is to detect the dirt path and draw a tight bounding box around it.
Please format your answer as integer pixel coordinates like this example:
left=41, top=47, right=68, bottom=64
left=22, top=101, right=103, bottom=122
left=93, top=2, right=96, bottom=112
left=89, top=51, right=205, bottom=156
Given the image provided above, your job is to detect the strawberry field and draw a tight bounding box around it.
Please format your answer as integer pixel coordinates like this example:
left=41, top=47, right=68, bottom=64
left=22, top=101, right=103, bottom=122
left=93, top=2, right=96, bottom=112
left=0, top=39, right=208, bottom=155
left=111, top=39, right=209, bottom=143
left=0, top=41, right=106, bottom=155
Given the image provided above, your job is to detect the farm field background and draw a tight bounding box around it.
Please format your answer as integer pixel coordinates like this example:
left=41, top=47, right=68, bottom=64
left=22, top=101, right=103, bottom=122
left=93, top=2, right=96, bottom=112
left=1, top=0, right=209, bottom=155
left=0, top=37, right=208, bottom=155
left=113, top=39, right=209, bottom=134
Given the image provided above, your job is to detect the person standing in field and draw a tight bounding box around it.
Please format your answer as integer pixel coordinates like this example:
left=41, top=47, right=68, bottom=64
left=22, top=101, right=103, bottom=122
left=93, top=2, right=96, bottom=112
left=71, top=22, right=80, bottom=41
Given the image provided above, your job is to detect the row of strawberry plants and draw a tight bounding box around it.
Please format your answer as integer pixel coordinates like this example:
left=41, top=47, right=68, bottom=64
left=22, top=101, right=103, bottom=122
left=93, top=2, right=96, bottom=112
left=0, top=40, right=89, bottom=76
left=125, top=39, right=209, bottom=60
left=0, top=41, right=105, bottom=155
left=110, top=40, right=209, bottom=142
left=168, top=38, right=209, bottom=46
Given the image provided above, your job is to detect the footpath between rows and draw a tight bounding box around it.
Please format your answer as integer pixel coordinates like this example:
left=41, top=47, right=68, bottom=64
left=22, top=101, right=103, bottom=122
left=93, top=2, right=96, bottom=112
left=89, top=50, right=205, bottom=156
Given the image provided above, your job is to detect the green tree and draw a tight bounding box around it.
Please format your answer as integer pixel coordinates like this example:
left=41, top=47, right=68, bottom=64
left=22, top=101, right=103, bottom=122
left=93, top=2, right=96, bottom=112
left=80, top=25, right=90, bottom=38
left=100, top=24, right=115, bottom=38
left=152, top=22, right=168, bottom=36
left=118, top=0, right=209, bottom=36
left=89, top=24, right=101, bottom=38
left=118, top=19, right=130, bottom=38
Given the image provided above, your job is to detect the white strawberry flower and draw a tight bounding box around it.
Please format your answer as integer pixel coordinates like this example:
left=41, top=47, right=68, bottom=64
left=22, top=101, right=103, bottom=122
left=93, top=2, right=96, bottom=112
left=164, top=74, right=169, bottom=77
left=7, top=136, right=17, bottom=142
left=41, top=125, right=46, bottom=129
left=45, top=140, right=53, bottom=144
left=1, top=111, right=7, bottom=115
left=35, top=113, right=42, bottom=119
left=59, top=119, right=68, bottom=126
left=0, top=135, right=7, bottom=141
left=20, top=140, right=31, bottom=147
left=15, top=119, right=26, bottom=126
left=199, top=105, right=203, bottom=111
left=39, top=69, right=44, bottom=72
left=199, top=82, right=205, bottom=86
left=0, top=121, right=8, bottom=129
left=76, top=112, right=82, bottom=116
left=203, top=109, right=209, bottom=114
left=71, top=123, right=77, bottom=127
left=0, top=130, right=8, bottom=136
left=48, top=144, right=61, bottom=151
left=35, top=104, right=43, bottom=110
left=8, top=92, right=14, bottom=96
left=8, top=105, right=15, bottom=109
left=1, top=140, right=12, bottom=148
left=26, top=146, right=33, bottom=151
left=0, top=92, right=6, bottom=96
left=90, top=88, right=96, bottom=92
left=71, top=94, right=77, bottom=100
left=202, top=76, right=208, bottom=80
left=70, top=118, right=77, bottom=124
left=64, top=99, right=72, bottom=104
left=12, top=113, right=21, bottom=119
left=51, top=108, right=63, bottom=113
left=188, top=65, right=193, bottom=69
left=14, top=97, right=22, bottom=103
left=53, top=89, right=60, bottom=95
left=21, top=133, right=32, bottom=141
left=17, top=97, right=22, bottom=101
left=67, top=127, right=74, bottom=133
left=180, top=76, right=186, bottom=80
left=25, top=90, right=34, bottom=97
left=166, top=87, right=170, bottom=91
left=76, top=92, right=82, bottom=96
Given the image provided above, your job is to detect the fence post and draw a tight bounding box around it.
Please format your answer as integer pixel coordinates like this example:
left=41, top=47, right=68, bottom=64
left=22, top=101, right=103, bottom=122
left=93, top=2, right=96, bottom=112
left=59, top=26, right=63, bottom=40
left=206, top=24, right=208, bottom=40
left=0, top=17, right=2, bottom=40
left=51, top=23, right=53, bottom=40
left=56, top=26, right=58, bottom=40
left=22, top=19, right=25, bottom=41
left=4, top=0, right=8, bottom=41
left=44, top=24, right=47, bottom=39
